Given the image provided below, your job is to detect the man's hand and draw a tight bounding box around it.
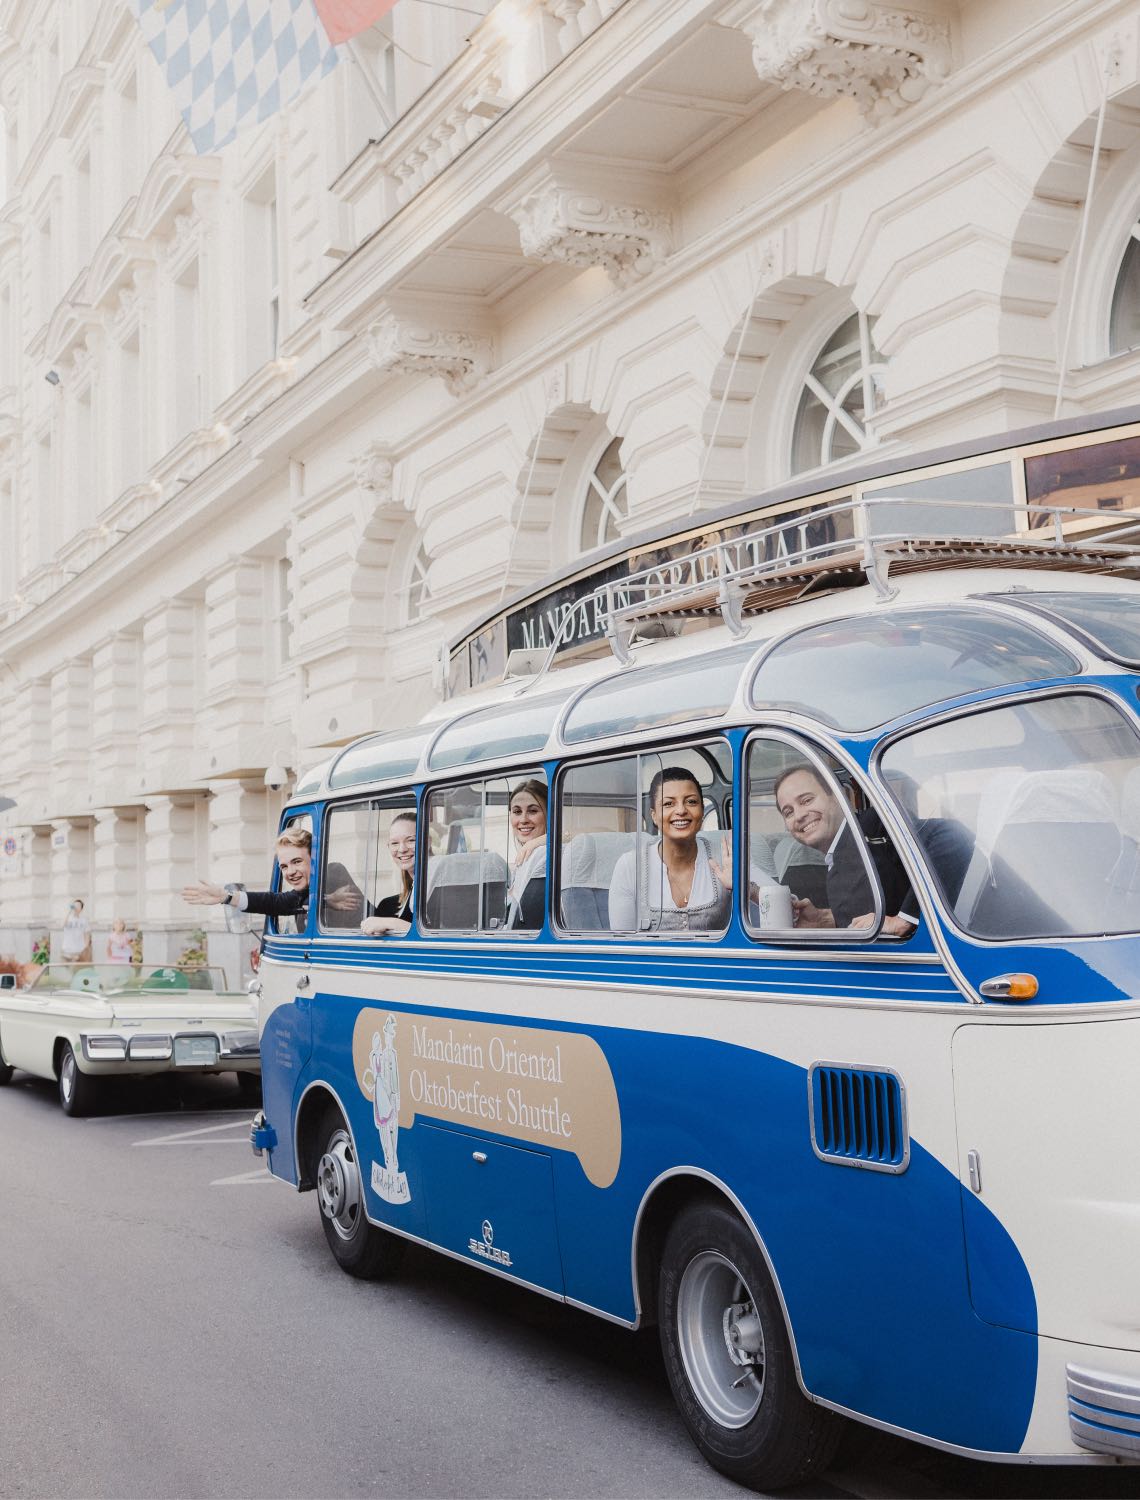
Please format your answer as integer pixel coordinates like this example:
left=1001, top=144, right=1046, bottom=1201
left=792, top=896, right=835, bottom=929
left=325, top=885, right=363, bottom=912
left=848, top=913, right=914, bottom=937
left=182, top=880, right=225, bottom=906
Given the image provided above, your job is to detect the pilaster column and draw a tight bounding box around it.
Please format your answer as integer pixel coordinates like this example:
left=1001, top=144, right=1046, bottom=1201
left=49, top=817, right=94, bottom=946
left=91, top=807, right=141, bottom=928
left=139, top=598, right=198, bottom=778
left=142, top=794, right=203, bottom=926
left=207, top=779, right=279, bottom=893
left=90, top=633, right=141, bottom=801
left=49, top=658, right=92, bottom=809
left=202, top=557, right=270, bottom=769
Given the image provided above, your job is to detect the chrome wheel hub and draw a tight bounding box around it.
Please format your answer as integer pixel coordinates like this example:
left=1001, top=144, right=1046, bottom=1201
left=317, top=1129, right=361, bottom=1240
left=677, top=1251, right=766, bottom=1428
left=61, top=1052, right=75, bottom=1099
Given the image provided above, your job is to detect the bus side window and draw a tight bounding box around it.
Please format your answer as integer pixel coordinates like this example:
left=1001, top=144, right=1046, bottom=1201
left=368, top=797, right=418, bottom=922
left=268, top=813, right=312, bottom=937
left=558, top=743, right=731, bottom=937
left=319, top=804, right=369, bottom=933
left=745, top=737, right=916, bottom=940
left=422, top=777, right=527, bottom=933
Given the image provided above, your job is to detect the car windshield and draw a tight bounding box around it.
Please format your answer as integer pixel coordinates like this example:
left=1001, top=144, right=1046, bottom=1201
left=26, top=964, right=229, bottom=994
left=881, top=693, right=1140, bottom=940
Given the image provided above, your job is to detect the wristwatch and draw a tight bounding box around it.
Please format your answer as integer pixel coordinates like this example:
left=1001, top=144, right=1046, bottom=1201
left=222, top=891, right=233, bottom=906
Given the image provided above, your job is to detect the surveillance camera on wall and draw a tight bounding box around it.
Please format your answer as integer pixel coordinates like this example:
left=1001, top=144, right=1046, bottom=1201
left=264, top=762, right=289, bottom=791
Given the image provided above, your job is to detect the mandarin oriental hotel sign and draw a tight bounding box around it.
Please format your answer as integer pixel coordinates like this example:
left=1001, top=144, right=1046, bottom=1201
left=454, top=499, right=853, bottom=692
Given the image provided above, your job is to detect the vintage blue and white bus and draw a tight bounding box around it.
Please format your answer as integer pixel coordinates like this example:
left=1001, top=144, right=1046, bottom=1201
left=251, top=410, right=1140, bottom=1491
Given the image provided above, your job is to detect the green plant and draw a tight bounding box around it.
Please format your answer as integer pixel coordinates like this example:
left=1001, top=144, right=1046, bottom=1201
left=31, top=934, right=50, bottom=966
left=177, top=928, right=208, bottom=968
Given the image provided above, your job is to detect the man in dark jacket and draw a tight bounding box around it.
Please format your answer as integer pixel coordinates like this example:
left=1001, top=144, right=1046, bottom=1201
left=182, top=825, right=363, bottom=930
left=773, top=763, right=916, bottom=937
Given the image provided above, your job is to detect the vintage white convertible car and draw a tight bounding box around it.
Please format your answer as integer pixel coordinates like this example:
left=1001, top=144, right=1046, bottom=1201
left=0, top=963, right=260, bottom=1116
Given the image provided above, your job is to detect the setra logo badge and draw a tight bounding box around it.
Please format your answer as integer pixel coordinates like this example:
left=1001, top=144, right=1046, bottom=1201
left=469, top=1219, right=512, bottom=1268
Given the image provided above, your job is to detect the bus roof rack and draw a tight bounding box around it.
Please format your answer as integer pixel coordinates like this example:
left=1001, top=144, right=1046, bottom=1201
left=518, top=495, right=1140, bottom=687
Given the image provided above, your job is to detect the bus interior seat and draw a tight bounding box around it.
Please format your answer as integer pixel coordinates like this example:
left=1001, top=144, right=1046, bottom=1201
left=424, top=850, right=509, bottom=929
left=748, top=833, right=778, bottom=883
left=773, top=834, right=829, bottom=909
left=970, top=769, right=1119, bottom=937
left=561, top=832, right=638, bottom=930
left=1110, top=767, right=1140, bottom=900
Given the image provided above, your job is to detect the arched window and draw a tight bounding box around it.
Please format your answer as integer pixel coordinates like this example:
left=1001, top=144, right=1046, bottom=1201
left=1109, top=224, right=1140, bottom=355
left=790, top=311, right=886, bottom=476
left=579, top=437, right=628, bottom=553
left=407, top=541, right=431, bottom=620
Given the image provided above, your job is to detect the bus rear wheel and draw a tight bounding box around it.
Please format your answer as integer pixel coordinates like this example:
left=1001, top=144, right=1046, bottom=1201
left=315, top=1108, right=404, bottom=1280
left=658, top=1200, right=840, bottom=1493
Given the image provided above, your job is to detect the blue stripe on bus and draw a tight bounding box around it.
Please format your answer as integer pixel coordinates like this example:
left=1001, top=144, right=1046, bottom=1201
left=261, top=941, right=964, bottom=1002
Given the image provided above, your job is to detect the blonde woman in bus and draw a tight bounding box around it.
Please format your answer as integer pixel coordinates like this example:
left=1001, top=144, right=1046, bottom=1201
left=361, top=812, right=416, bottom=938
left=506, top=779, right=547, bottom=930
left=608, top=766, right=732, bottom=933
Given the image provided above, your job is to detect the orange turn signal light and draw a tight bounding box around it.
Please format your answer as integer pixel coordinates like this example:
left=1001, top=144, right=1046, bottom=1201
left=979, top=972, right=1039, bottom=1001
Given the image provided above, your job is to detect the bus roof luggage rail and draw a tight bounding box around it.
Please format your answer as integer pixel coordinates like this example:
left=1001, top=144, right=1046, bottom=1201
left=582, top=495, right=1140, bottom=668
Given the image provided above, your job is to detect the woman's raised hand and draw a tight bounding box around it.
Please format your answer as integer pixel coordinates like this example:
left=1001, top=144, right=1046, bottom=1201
left=707, top=833, right=733, bottom=890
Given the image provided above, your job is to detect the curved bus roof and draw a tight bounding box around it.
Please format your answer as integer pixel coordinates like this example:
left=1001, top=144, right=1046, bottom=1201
left=291, top=409, right=1140, bottom=803
left=294, top=569, right=1140, bottom=803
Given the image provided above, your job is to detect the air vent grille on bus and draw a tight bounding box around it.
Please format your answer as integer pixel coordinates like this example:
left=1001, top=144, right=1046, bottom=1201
left=809, top=1064, right=909, bottom=1173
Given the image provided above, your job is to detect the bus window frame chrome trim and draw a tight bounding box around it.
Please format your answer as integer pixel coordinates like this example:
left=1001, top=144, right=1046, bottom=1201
left=745, top=599, right=1086, bottom=733
left=316, top=790, right=417, bottom=939
left=417, top=764, right=550, bottom=941
left=871, top=682, right=1140, bottom=952
left=551, top=732, right=736, bottom=943
left=740, top=726, right=886, bottom=947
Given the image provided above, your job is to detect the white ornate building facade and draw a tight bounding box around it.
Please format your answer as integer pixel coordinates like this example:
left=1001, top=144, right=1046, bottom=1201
left=2, top=0, right=1140, bottom=972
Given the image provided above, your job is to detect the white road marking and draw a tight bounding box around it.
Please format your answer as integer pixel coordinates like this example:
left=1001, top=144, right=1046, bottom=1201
left=134, top=1118, right=252, bottom=1147
left=90, top=1108, right=252, bottom=1124
left=210, top=1167, right=287, bottom=1187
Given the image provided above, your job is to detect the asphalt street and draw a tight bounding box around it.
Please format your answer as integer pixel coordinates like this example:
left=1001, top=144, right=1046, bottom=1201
left=1, top=1071, right=1139, bottom=1500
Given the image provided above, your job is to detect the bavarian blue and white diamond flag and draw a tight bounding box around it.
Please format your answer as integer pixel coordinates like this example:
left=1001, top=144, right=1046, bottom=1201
left=129, top=0, right=397, bottom=153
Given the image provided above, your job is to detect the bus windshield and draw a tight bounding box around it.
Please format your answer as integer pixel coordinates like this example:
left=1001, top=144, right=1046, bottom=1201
left=881, top=692, right=1140, bottom=939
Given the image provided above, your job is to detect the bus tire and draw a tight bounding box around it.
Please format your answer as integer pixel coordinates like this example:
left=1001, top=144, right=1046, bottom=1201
left=315, top=1108, right=404, bottom=1280
left=658, top=1200, right=840, bottom=1493
left=58, top=1042, right=99, bottom=1117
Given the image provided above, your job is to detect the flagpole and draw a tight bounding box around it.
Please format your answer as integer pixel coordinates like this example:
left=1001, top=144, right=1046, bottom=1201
left=346, top=37, right=396, bottom=129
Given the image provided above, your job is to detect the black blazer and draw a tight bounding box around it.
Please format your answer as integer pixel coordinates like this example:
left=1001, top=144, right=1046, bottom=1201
left=827, top=813, right=914, bottom=929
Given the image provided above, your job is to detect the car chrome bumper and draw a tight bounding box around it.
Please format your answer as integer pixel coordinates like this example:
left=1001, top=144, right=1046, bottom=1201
left=79, top=1030, right=260, bottom=1067
left=1068, top=1364, right=1140, bottom=1458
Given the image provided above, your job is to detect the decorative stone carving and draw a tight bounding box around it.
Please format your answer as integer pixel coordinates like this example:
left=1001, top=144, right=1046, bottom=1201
left=721, top=0, right=952, bottom=120
left=365, top=314, right=492, bottom=397
left=510, top=183, right=672, bottom=287
left=352, top=442, right=397, bottom=505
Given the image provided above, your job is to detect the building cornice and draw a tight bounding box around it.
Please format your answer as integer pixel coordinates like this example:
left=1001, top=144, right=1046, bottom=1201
left=305, top=0, right=700, bottom=332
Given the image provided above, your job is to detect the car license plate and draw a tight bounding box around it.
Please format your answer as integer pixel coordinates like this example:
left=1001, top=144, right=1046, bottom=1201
left=174, top=1035, right=218, bottom=1067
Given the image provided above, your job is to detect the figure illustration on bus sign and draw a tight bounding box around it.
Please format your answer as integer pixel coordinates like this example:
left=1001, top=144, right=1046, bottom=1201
left=365, top=1015, right=409, bottom=1205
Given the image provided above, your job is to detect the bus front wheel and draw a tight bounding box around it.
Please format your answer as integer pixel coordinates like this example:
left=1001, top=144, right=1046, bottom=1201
left=315, top=1108, right=404, bottom=1280
left=658, top=1200, right=840, bottom=1493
